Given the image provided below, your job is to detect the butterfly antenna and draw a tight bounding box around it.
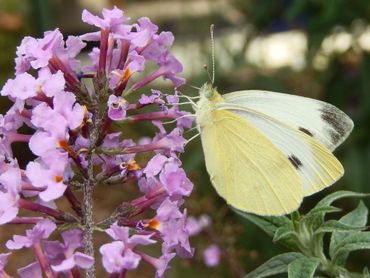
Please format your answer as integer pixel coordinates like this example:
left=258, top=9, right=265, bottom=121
left=210, top=24, right=215, bottom=85
left=188, top=84, right=201, bottom=90
left=203, top=64, right=212, bottom=84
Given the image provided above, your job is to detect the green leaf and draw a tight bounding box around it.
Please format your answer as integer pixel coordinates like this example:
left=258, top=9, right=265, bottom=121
left=315, top=219, right=365, bottom=234
left=315, top=191, right=370, bottom=208
left=311, top=191, right=369, bottom=230
left=332, top=232, right=370, bottom=266
left=303, top=206, right=341, bottom=231
left=329, top=201, right=368, bottom=257
left=244, top=252, right=305, bottom=278
left=306, top=206, right=342, bottom=216
left=233, top=208, right=291, bottom=237
left=288, top=257, right=320, bottom=278
left=273, top=225, right=297, bottom=243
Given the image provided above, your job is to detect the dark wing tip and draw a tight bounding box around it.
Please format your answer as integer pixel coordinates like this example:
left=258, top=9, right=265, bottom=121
left=320, top=104, right=354, bottom=147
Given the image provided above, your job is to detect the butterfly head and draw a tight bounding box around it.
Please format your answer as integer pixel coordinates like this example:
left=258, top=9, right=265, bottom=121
left=199, top=83, right=219, bottom=100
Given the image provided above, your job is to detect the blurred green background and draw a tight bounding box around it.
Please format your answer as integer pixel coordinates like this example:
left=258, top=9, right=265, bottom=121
left=1, top=0, right=369, bottom=277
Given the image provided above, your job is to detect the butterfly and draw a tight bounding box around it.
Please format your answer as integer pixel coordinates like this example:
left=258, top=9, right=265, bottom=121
left=193, top=83, right=353, bottom=216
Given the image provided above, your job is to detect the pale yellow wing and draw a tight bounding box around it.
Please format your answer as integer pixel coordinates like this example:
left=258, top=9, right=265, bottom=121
left=216, top=103, right=344, bottom=196
left=200, top=109, right=304, bottom=215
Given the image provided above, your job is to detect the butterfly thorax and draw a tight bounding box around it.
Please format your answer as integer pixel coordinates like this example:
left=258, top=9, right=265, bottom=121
left=195, top=83, right=224, bottom=130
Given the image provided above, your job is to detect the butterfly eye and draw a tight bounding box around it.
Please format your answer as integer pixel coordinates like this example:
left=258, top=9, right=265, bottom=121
left=205, top=90, right=214, bottom=98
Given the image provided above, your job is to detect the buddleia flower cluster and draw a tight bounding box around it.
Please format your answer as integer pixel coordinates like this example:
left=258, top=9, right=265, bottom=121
left=0, top=6, right=198, bottom=277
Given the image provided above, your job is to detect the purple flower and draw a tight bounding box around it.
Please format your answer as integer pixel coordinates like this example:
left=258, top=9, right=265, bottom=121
left=161, top=215, right=193, bottom=259
left=0, top=188, right=20, bottom=224
left=1, top=72, right=38, bottom=100
left=17, top=262, right=42, bottom=278
left=138, top=89, right=164, bottom=105
left=203, top=244, right=221, bottom=267
left=0, top=252, right=10, bottom=271
left=25, top=152, right=69, bottom=201
left=43, top=228, right=95, bottom=273
left=186, top=215, right=211, bottom=236
left=127, top=17, right=158, bottom=48
left=0, top=166, right=22, bottom=224
left=144, top=154, right=168, bottom=177
left=155, top=250, right=176, bottom=278
left=82, top=6, right=129, bottom=31
left=100, top=223, right=155, bottom=273
left=141, top=31, right=174, bottom=62
left=159, top=161, right=193, bottom=197
left=156, top=128, right=187, bottom=153
left=151, top=200, right=193, bottom=258
left=158, top=54, right=185, bottom=87
left=138, top=176, right=162, bottom=196
left=52, top=252, right=94, bottom=272
left=32, top=91, right=84, bottom=132
left=15, top=29, right=63, bottom=72
left=107, top=95, right=128, bottom=121
left=37, top=69, right=66, bottom=97
left=106, top=222, right=156, bottom=246
left=139, top=248, right=176, bottom=278
left=6, top=219, right=56, bottom=249
left=100, top=241, right=140, bottom=273
left=15, top=29, right=85, bottom=74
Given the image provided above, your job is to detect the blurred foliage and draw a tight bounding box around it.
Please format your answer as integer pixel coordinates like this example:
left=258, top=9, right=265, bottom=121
left=1, top=0, right=370, bottom=277
left=0, top=0, right=31, bottom=84
left=238, top=191, right=370, bottom=278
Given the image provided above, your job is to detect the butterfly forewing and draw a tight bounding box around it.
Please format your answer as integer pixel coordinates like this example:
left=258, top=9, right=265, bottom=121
left=200, top=109, right=304, bottom=215
left=223, top=90, right=354, bottom=151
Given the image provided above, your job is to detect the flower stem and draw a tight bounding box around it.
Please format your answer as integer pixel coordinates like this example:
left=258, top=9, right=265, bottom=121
left=32, top=243, right=55, bottom=278
left=64, top=187, right=82, bottom=216
left=98, top=28, right=110, bottom=80
left=96, top=142, right=167, bottom=156
left=8, top=217, right=44, bottom=224
left=82, top=148, right=96, bottom=278
left=19, top=199, right=76, bottom=222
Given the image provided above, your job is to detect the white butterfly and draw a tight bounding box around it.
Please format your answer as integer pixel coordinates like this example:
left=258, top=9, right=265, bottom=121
left=193, top=83, right=353, bottom=215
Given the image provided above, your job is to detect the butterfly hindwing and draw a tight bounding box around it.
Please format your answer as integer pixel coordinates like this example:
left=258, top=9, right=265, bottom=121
left=223, top=90, right=354, bottom=151
left=216, top=102, right=344, bottom=196
left=200, top=109, right=303, bottom=215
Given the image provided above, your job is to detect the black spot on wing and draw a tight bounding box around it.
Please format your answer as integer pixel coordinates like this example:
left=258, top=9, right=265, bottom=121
left=298, top=127, right=313, bottom=137
left=288, top=155, right=302, bottom=169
